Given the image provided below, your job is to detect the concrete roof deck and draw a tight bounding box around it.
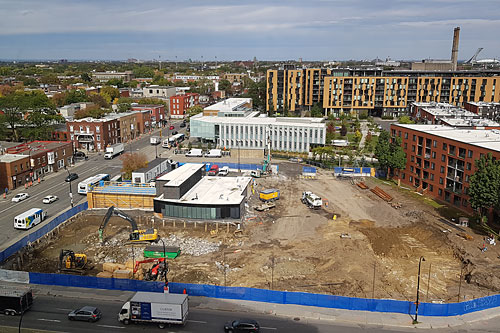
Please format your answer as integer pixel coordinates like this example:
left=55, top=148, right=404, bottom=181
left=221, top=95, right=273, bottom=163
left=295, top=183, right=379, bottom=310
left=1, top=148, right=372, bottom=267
left=0, top=154, right=27, bottom=163
left=157, top=163, right=204, bottom=187
left=394, top=124, right=500, bottom=152
left=204, top=98, right=252, bottom=112
left=160, top=176, right=252, bottom=205
left=192, top=114, right=325, bottom=127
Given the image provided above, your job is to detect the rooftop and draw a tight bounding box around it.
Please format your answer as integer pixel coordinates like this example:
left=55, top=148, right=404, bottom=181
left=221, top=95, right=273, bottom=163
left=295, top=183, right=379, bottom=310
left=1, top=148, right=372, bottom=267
left=441, top=118, right=500, bottom=127
left=204, top=98, right=252, bottom=113
left=6, top=141, right=72, bottom=155
left=393, top=124, right=500, bottom=152
left=134, top=158, right=172, bottom=173
left=466, top=101, right=500, bottom=107
left=159, top=175, right=252, bottom=205
left=192, top=112, right=325, bottom=127
left=90, top=182, right=157, bottom=195
left=0, top=154, right=27, bottom=163
left=157, top=163, right=204, bottom=186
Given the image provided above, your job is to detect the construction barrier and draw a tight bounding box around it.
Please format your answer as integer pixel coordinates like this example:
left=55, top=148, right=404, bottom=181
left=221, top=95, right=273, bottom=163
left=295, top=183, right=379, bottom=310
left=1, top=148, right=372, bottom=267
left=333, top=167, right=374, bottom=177
left=178, top=162, right=278, bottom=173
left=16, top=272, right=500, bottom=317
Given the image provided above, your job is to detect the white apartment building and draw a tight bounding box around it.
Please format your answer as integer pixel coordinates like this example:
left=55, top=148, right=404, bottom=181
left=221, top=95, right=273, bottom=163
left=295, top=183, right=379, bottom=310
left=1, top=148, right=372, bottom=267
left=142, top=85, right=177, bottom=99
left=190, top=98, right=326, bottom=153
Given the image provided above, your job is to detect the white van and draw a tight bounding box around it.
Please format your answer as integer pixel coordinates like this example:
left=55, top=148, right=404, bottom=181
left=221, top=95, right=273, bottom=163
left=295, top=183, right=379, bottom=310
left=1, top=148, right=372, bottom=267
left=218, top=166, right=229, bottom=176
left=185, top=149, right=203, bottom=157
left=14, top=208, right=47, bottom=229
left=204, top=149, right=222, bottom=158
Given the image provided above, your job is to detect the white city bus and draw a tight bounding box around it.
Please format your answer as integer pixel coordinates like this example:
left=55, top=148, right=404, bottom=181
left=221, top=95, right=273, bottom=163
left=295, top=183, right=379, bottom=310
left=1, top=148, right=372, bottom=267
left=77, top=173, right=110, bottom=194
left=14, top=208, right=47, bottom=230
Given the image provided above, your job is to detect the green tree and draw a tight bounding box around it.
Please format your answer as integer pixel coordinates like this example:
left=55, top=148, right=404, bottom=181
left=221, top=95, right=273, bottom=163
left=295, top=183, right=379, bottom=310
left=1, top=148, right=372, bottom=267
left=219, top=79, right=232, bottom=94
left=340, top=125, right=347, bottom=137
left=375, top=130, right=406, bottom=177
left=468, top=153, right=500, bottom=222
left=133, top=66, right=155, bottom=78
left=106, top=78, right=125, bottom=88
left=65, top=89, right=88, bottom=104
left=354, top=130, right=362, bottom=143
left=187, top=105, right=203, bottom=117
left=311, top=103, right=323, bottom=117
left=40, top=74, right=60, bottom=85
left=81, top=73, right=92, bottom=82
left=398, top=115, right=415, bottom=124
left=100, top=86, right=120, bottom=103
left=242, top=81, right=266, bottom=110
left=89, top=93, right=109, bottom=108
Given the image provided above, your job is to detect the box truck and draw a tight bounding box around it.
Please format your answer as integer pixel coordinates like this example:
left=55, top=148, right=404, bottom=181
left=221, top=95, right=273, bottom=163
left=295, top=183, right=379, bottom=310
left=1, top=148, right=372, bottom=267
left=0, top=286, right=33, bottom=315
left=150, top=136, right=161, bottom=145
left=118, top=292, right=188, bottom=328
left=104, top=143, right=125, bottom=159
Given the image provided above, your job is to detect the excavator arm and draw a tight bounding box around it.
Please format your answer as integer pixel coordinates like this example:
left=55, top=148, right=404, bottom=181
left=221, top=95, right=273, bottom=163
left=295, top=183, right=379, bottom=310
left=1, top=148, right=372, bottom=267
left=98, top=206, right=141, bottom=242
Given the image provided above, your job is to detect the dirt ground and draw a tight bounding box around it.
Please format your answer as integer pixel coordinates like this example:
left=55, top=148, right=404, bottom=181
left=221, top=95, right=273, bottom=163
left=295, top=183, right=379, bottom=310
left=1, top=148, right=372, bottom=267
left=15, top=162, right=500, bottom=302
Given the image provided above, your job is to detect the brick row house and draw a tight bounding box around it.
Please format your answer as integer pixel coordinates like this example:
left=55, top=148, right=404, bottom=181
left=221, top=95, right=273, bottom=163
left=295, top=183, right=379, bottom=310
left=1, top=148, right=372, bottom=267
left=391, top=123, right=500, bottom=214
left=131, top=104, right=166, bottom=127
left=169, top=93, right=199, bottom=118
left=0, top=141, right=73, bottom=190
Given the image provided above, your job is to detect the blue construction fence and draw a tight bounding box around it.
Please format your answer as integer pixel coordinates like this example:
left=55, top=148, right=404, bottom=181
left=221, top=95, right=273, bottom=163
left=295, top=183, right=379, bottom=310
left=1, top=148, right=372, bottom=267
left=302, top=166, right=316, bottom=174
left=27, top=272, right=500, bottom=317
left=179, top=162, right=277, bottom=172
left=0, top=202, right=88, bottom=263
left=333, top=167, right=374, bottom=176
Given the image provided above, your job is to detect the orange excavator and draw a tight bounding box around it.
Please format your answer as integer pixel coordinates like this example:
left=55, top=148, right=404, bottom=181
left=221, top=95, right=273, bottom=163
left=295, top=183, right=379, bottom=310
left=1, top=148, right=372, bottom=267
left=133, top=258, right=168, bottom=281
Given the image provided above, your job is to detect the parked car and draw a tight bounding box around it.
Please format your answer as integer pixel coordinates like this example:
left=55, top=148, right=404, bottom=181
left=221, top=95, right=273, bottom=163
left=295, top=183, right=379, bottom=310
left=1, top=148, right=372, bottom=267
left=42, top=195, right=58, bottom=204
left=68, top=306, right=102, bottom=322
left=169, top=125, right=175, bottom=130
left=218, top=166, right=229, bottom=176
left=172, top=131, right=178, bottom=135
left=12, top=193, right=29, bottom=203
left=65, top=173, right=79, bottom=182
left=180, top=122, right=186, bottom=128
left=224, top=319, right=260, bottom=332
left=74, top=151, right=87, bottom=160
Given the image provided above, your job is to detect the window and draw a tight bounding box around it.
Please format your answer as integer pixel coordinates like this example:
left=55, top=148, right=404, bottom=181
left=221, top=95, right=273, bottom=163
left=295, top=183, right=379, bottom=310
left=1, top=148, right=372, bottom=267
left=409, top=176, right=413, bottom=182
left=411, top=156, right=415, bottom=162
left=404, top=143, right=407, bottom=149
left=439, top=177, right=443, bottom=184
left=96, top=126, right=100, bottom=133
left=429, top=185, right=433, bottom=192
left=404, top=133, right=408, bottom=139
left=432, top=152, right=436, bottom=159
left=466, top=162, right=471, bottom=170
left=438, top=189, right=443, bottom=196
left=431, top=162, right=435, bottom=170
left=443, top=143, right=447, bottom=151
left=410, top=166, right=414, bottom=172
left=97, top=135, right=101, bottom=141
left=413, top=135, right=416, bottom=142
left=412, top=145, right=415, bottom=152
left=433, top=140, right=437, bottom=148
left=70, top=126, right=74, bottom=132
left=468, top=150, right=473, bottom=158
left=430, top=174, right=434, bottom=180
left=440, top=166, right=445, bottom=173
left=441, top=154, right=446, bottom=162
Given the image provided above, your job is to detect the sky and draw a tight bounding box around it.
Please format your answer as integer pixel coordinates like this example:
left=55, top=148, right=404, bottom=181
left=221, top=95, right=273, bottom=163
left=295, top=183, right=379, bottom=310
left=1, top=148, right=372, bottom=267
left=0, top=0, right=499, bottom=61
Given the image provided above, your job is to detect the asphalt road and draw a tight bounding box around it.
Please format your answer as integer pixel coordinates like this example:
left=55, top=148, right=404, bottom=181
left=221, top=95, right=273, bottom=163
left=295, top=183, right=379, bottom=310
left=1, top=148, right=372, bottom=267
left=0, top=120, right=186, bottom=249
left=0, top=293, right=437, bottom=333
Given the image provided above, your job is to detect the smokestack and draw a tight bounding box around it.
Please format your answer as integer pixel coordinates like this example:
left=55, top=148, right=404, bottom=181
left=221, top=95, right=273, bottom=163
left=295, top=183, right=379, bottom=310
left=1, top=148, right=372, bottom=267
left=451, top=27, right=460, bottom=71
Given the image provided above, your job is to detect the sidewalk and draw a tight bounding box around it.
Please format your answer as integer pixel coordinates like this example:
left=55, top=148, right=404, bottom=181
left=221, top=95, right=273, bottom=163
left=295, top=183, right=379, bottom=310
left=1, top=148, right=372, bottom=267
left=25, top=283, right=500, bottom=330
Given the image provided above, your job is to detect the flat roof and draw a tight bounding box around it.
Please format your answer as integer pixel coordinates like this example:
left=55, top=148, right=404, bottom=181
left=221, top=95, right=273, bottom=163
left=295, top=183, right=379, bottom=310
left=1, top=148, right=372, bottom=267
left=441, top=118, right=500, bottom=127
left=91, top=182, right=157, bottom=195
left=157, top=163, right=204, bottom=186
left=466, top=101, right=500, bottom=107
left=159, top=176, right=252, bottom=205
left=0, top=154, right=27, bottom=163
left=135, top=158, right=167, bottom=173
left=204, top=98, right=251, bottom=112
left=393, top=124, right=500, bottom=152
left=192, top=113, right=325, bottom=128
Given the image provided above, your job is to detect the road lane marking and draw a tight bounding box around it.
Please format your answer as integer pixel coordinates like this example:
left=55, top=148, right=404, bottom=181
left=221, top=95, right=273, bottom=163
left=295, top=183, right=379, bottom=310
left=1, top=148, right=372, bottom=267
left=37, top=318, right=61, bottom=322
left=187, top=319, right=208, bottom=323
left=261, top=327, right=278, bottom=330
left=56, top=308, right=73, bottom=311
left=97, top=324, right=125, bottom=329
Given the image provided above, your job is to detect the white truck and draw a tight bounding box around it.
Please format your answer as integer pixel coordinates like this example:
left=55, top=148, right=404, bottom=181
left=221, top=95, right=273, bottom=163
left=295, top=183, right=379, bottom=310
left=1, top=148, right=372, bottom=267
left=150, top=136, right=161, bottom=145
left=118, top=292, right=188, bottom=328
left=185, top=149, right=203, bottom=157
left=104, top=143, right=124, bottom=159
left=204, top=149, right=222, bottom=158
left=302, top=191, right=323, bottom=209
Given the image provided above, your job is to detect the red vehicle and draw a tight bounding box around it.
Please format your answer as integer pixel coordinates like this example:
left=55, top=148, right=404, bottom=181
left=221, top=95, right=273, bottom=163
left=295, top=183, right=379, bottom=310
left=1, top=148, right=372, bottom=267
left=208, top=165, right=219, bottom=176
left=169, top=125, right=175, bottom=130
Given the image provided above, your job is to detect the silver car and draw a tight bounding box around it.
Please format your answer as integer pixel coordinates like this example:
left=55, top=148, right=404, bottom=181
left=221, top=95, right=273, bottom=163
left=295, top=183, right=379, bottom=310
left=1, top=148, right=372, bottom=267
left=12, top=193, right=29, bottom=203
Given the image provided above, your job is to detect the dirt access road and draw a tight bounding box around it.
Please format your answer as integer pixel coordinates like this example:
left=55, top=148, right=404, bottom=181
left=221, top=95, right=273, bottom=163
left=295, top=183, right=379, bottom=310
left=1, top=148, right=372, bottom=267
left=15, top=162, right=500, bottom=302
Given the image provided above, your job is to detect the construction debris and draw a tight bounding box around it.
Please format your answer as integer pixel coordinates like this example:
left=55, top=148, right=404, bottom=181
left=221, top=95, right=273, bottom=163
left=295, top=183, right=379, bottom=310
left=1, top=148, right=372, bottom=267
left=161, top=235, right=220, bottom=256
left=357, top=182, right=369, bottom=190
left=370, top=186, right=393, bottom=202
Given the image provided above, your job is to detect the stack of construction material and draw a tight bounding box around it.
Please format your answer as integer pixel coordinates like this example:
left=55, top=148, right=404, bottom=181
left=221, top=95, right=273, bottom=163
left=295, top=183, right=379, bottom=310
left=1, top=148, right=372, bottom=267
left=98, top=262, right=132, bottom=279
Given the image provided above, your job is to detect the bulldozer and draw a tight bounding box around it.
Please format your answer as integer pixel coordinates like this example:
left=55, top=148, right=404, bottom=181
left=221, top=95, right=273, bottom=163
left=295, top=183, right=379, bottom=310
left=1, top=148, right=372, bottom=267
left=59, top=249, right=89, bottom=273
left=98, top=206, right=158, bottom=244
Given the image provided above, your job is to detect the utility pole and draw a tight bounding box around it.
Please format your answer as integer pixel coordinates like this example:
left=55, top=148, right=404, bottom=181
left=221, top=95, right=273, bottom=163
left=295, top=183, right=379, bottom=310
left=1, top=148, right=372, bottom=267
left=372, top=262, right=376, bottom=299
left=426, top=263, right=432, bottom=302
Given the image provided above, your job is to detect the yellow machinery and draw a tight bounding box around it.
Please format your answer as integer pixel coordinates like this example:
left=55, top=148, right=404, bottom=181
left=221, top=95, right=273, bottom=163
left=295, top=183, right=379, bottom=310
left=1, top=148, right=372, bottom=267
left=99, top=206, right=159, bottom=243
left=59, top=250, right=88, bottom=271
left=259, top=189, right=280, bottom=202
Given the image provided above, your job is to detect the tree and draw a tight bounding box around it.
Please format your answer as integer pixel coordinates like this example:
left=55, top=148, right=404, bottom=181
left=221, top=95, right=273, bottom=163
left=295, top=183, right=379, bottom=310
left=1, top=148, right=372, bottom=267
left=133, top=66, right=155, bottom=78
left=375, top=130, right=406, bottom=178
left=40, top=74, right=60, bottom=85
left=398, top=115, right=415, bottom=124
left=89, top=93, right=109, bottom=108
left=187, top=105, right=203, bottom=117
left=354, top=130, right=362, bottom=143
left=81, top=73, right=92, bottom=82
left=65, top=89, right=88, bottom=104
left=340, top=125, right=347, bottom=137
left=120, top=152, right=148, bottom=180
left=311, top=103, right=323, bottom=117
left=218, top=79, right=232, bottom=94
left=243, top=81, right=266, bottom=110
left=468, top=153, right=500, bottom=223
left=100, top=86, right=120, bottom=104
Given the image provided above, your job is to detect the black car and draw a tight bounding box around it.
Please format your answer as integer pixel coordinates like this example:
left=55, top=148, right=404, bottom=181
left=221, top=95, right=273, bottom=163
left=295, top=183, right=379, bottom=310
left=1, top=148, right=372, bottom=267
left=172, top=130, right=178, bottom=135
left=68, top=306, right=102, bottom=322
left=65, top=173, right=79, bottom=182
left=74, top=151, right=87, bottom=160
left=224, top=319, right=260, bottom=332
left=180, top=122, right=186, bottom=128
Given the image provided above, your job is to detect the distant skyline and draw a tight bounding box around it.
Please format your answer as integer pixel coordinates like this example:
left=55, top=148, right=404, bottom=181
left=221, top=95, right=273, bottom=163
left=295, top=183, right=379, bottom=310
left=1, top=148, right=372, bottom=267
left=1, top=0, right=499, bottom=61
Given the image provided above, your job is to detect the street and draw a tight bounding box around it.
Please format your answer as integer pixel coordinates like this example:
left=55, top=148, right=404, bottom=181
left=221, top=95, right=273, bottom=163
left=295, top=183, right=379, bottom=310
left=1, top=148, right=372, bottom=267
left=0, top=120, right=186, bottom=249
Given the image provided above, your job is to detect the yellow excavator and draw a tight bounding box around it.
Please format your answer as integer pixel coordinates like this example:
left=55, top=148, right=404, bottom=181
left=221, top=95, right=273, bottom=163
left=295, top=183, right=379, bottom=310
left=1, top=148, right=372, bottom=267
left=59, top=249, right=88, bottom=273
left=98, top=206, right=158, bottom=243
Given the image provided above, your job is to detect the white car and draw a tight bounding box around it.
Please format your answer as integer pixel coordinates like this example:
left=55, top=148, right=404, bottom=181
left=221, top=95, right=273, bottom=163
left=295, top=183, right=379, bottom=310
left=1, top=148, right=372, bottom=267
left=12, top=193, right=29, bottom=203
left=42, top=195, right=58, bottom=204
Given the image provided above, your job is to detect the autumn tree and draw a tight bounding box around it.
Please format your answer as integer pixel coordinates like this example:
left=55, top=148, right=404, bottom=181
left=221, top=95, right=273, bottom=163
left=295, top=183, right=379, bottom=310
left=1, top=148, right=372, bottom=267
left=121, top=152, right=148, bottom=180
left=187, top=105, right=203, bottom=117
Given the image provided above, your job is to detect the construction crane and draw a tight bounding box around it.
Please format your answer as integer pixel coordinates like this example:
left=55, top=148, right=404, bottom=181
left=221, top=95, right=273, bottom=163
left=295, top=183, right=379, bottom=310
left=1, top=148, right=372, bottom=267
left=59, top=249, right=89, bottom=273
left=98, top=206, right=158, bottom=243
left=466, top=48, right=484, bottom=64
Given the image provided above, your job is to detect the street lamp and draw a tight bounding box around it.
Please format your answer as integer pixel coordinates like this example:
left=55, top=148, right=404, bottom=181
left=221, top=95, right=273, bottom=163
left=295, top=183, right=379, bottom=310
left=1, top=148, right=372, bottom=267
left=413, top=256, right=426, bottom=324
left=64, top=166, right=74, bottom=208
left=158, top=238, right=169, bottom=292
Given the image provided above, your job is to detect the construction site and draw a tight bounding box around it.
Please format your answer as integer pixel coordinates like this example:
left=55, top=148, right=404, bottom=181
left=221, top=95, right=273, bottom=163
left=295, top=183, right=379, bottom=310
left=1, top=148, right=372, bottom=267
left=6, top=160, right=500, bottom=303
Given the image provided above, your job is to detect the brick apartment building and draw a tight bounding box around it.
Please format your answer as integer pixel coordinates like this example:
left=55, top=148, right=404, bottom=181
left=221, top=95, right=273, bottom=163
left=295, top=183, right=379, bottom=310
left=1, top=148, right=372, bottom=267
left=464, top=101, right=500, bottom=121
left=67, top=116, right=121, bottom=152
left=131, top=104, right=166, bottom=127
left=391, top=123, right=500, bottom=214
left=169, top=93, right=199, bottom=118
left=0, top=141, right=73, bottom=190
